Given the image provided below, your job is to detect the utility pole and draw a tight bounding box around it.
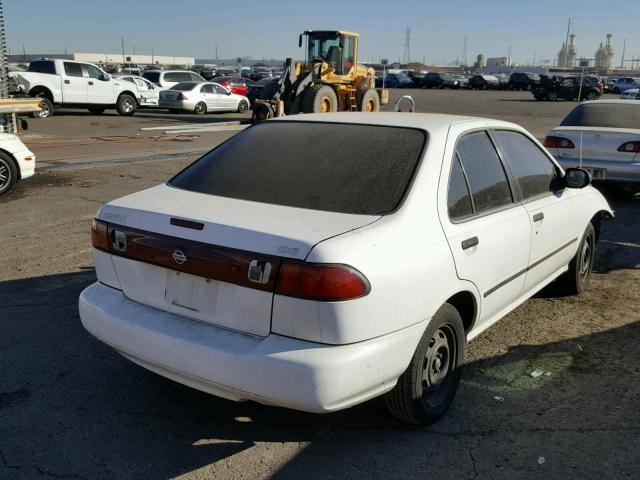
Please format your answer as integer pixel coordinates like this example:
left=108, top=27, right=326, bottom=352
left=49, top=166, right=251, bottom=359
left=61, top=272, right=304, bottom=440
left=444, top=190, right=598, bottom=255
left=462, top=35, right=467, bottom=67
left=215, top=43, right=218, bottom=65
left=403, top=27, right=411, bottom=64
left=121, top=37, right=125, bottom=65
left=562, top=18, right=571, bottom=68
left=620, top=38, right=626, bottom=69
left=22, top=45, right=26, bottom=63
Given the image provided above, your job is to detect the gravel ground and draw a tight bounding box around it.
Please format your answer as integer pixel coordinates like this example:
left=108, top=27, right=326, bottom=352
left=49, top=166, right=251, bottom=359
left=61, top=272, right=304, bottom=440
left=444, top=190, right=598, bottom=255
left=1, top=90, right=638, bottom=479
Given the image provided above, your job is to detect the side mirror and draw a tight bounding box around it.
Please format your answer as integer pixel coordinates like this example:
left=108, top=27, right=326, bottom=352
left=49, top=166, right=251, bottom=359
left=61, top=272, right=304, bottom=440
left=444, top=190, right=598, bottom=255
left=100, top=73, right=110, bottom=81
left=226, top=90, right=231, bottom=95
left=565, top=168, right=591, bottom=189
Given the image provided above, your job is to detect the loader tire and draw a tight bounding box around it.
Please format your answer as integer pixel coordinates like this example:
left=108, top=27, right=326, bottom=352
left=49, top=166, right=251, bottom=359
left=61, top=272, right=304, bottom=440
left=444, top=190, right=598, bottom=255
left=258, top=80, right=279, bottom=100
left=302, top=85, right=338, bottom=114
left=357, top=89, right=380, bottom=112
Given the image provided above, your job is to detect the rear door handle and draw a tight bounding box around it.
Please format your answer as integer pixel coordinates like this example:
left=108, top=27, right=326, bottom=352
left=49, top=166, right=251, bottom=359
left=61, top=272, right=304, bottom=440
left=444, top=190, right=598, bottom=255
left=64, top=79, right=70, bottom=84
left=533, top=212, right=544, bottom=222
left=461, top=236, right=479, bottom=250
left=88, top=81, right=94, bottom=86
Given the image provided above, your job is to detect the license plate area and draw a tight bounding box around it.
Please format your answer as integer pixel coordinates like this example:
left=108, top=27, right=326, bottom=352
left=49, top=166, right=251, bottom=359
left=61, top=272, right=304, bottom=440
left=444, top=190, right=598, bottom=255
left=165, top=270, right=218, bottom=313
left=584, top=168, right=606, bottom=180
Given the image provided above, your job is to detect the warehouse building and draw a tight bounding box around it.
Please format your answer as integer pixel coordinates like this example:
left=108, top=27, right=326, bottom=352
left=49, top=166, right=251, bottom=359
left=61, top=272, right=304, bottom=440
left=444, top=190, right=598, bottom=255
left=73, top=52, right=195, bottom=66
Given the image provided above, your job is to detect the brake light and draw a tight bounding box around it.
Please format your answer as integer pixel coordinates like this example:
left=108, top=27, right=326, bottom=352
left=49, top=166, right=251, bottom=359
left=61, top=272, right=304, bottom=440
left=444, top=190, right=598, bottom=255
left=276, top=261, right=369, bottom=301
left=177, top=93, right=188, bottom=100
left=91, top=219, right=110, bottom=251
left=544, top=136, right=575, bottom=149
left=617, top=141, right=640, bottom=153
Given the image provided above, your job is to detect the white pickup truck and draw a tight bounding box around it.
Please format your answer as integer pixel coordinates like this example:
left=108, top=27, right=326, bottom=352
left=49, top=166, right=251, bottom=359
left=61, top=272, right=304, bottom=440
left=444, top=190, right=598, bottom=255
left=13, top=59, right=139, bottom=118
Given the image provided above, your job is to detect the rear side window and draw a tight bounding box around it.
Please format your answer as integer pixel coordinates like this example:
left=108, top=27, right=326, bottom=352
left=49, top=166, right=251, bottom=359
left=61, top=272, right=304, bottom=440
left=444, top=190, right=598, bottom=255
left=455, top=132, right=513, bottom=215
left=165, top=72, right=193, bottom=82
left=494, top=131, right=559, bottom=200
left=189, top=72, right=204, bottom=82
left=561, top=103, right=640, bottom=129
left=28, top=60, right=56, bottom=74
left=447, top=155, right=473, bottom=220
left=143, top=71, right=160, bottom=83
left=170, top=82, right=197, bottom=91
left=63, top=62, right=83, bottom=77
left=200, top=84, right=214, bottom=93
left=169, top=122, right=427, bottom=215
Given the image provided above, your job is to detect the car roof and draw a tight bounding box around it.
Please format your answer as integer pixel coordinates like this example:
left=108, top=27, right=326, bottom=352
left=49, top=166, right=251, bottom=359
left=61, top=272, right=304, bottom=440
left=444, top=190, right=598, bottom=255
left=271, top=112, right=521, bottom=133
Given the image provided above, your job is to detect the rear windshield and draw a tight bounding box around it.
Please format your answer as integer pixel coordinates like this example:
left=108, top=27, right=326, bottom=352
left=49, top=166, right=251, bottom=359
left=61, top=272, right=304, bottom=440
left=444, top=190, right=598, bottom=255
left=143, top=71, right=160, bottom=83
left=169, top=121, right=427, bottom=215
left=170, top=82, right=198, bottom=91
left=561, top=103, right=640, bottom=129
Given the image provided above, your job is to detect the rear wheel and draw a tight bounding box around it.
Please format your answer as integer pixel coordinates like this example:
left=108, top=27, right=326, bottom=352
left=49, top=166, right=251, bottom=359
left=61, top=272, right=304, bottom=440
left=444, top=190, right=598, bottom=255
left=88, top=107, right=106, bottom=114
left=585, top=91, right=598, bottom=101
left=548, top=91, right=559, bottom=101
left=302, top=85, right=338, bottom=114
left=556, top=223, right=596, bottom=295
left=0, top=152, right=18, bottom=196
left=237, top=100, right=249, bottom=113
left=194, top=102, right=207, bottom=115
left=33, top=96, right=53, bottom=119
left=384, top=303, right=465, bottom=425
left=357, top=89, right=380, bottom=112
left=116, top=94, right=136, bottom=116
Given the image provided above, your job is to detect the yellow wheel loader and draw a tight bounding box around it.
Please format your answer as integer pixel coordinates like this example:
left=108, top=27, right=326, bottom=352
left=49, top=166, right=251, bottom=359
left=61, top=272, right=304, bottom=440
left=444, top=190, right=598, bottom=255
left=252, top=30, right=388, bottom=121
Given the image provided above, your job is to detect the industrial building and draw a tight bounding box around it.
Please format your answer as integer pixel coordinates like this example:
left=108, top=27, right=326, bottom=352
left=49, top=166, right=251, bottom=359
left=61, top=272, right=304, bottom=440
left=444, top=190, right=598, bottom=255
left=73, top=52, right=195, bottom=66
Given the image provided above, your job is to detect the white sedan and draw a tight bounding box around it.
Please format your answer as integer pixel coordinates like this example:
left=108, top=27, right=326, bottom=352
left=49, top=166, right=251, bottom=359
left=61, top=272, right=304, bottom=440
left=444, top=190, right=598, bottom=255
left=620, top=88, right=639, bottom=100
left=80, top=113, right=612, bottom=425
left=114, top=75, right=160, bottom=107
left=0, top=133, right=36, bottom=196
left=159, top=81, right=250, bottom=114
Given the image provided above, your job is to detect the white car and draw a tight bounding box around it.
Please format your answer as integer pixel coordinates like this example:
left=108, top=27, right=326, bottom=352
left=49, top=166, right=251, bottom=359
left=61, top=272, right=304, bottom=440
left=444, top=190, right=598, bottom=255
left=80, top=113, right=612, bottom=425
left=0, top=133, right=36, bottom=196
left=545, top=100, right=640, bottom=191
left=620, top=88, right=639, bottom=100
left=142, top=70, right=205, bottom=89
left=159, top=82, right=250, bottom=114
left=115, top=75, right=160, bottom=107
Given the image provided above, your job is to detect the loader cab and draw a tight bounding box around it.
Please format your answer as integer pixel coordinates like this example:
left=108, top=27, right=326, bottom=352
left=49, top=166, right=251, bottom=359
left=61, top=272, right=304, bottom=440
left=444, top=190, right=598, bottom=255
left=301, top=30, right=358, bottom=76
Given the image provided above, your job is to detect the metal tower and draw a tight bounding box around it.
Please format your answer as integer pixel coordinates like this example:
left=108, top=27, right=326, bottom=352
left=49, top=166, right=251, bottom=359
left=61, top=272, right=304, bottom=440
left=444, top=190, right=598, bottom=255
left=0, top=0, right=9, bottom=99
left=403, top=27, right=411, bottom=64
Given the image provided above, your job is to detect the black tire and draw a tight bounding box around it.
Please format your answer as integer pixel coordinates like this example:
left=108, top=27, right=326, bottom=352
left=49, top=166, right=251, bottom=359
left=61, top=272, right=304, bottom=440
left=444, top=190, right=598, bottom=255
left=33, top=96, right=53, bottom=119
left=237, top=100, right=249, bottom=113
left=116, top=94, right=136, bottom=116
left=88, top=107, right=106, bottom=114
left=302, top=85, right=338, bottom=114
left=357, top=89, right=380, bottom=112
left=0, top=151, right=18, bottom=196
left=548, top=91, right=559, bottom=101
left=585, top=91, right=598, bottom=101
left=258, top=80, right=279, bottom=101
left=612, top=87, right=620, bottom=94
left=194, top=102, right=207, bottom=115
left=555, top=223, right=596, bottom=295
left=384, top=303, right=465, bottom=425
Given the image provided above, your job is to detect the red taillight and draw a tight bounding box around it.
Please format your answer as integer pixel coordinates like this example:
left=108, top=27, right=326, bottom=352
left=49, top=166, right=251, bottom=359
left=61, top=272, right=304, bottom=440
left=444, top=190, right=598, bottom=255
left=91, top=219, right=110, bottom=251
left=617, top=141, right=640, bottom=153
left=544, top=135, right=575, bottom=149
left=276, top=261, right=369, bottom=301
left=177, top=92, right=188, bottom=100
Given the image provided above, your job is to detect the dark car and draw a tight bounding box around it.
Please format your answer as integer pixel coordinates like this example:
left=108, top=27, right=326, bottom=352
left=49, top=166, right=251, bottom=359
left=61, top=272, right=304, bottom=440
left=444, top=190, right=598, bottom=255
left=407, top=71, right=427, bottom=88
left=532, top=75, right=602, bottom=101
left=508, top=72, right=540, bottom=91
left=246, top=78, right=275, bottom=107
left=378, top=73, right=413, bottom=88
left=468, top=74, right=499, bottom=90
left=423, top=72, right=460, bottom=89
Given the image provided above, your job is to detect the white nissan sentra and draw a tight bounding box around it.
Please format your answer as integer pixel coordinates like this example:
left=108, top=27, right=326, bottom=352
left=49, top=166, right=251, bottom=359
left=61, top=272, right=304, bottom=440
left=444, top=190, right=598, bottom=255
left=80, top=113, right=612, bottom=425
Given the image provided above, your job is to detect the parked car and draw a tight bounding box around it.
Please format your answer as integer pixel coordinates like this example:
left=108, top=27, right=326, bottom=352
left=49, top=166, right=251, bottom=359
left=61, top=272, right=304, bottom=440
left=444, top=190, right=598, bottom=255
left=80, top=112, right=612, bottom=426
left=468, top=74, right=499, bottom=90
left=159, top=81, right=250, bottom=114
left=192, top=65, right=217, bottom=80
left=495, top=73, right=510, bottom=90
left=143, top=70, right=205, bottom=89
left=115, top=75, right=160, bottom=107
left=604, top=77, right=618, bottom=93
left=0, top=132, right=35, bottom=196
left=508, top=72, right=540, bottom=91
left=544, top=100, right=640, bottom=192
left=453, top=75, right=469, bottom=89
left=380, top=73, right=413, bottom=88
left=424, top=72, right=460, bottom=89
left=14, top=59, right=139, bottom=118
left=620, top=88, right=640, bottom=100
left=246, top=78, right=274, bottom=107
left=408, top=71, right=427, bottom=88
left=210, top=77, right=254, bottom=96
left=533, top=76, right=601, bottom=101
left=612, top=77, right=640, bottom=94
left=121, top=64, right=142, bottom=76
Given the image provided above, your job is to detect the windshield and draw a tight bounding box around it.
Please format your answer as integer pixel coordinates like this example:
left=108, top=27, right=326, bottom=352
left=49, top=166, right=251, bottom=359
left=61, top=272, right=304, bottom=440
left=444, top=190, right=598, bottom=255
left=169, top=121, right=427, bottom=215
left=561, top=103, right=640, bottom=129
left=306, top=32, right=340, bottom=63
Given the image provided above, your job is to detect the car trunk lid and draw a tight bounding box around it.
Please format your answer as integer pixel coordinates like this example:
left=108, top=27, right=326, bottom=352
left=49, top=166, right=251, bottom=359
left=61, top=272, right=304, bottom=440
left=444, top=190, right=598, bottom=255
left=548, top=126, right=640, bottom=165
left=98, top=183, right=380, bottom=337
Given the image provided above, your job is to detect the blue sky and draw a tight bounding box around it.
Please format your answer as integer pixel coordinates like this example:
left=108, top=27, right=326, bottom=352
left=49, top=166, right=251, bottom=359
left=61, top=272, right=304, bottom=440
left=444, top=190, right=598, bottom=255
left=5, top=0, right=639, bottom=66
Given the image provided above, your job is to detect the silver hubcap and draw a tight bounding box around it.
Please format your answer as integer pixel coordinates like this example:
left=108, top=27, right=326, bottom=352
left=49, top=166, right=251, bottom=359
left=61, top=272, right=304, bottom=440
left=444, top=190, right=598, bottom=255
left=580, top=236, right=592, bottom=277
left=239, top=102, right=247, bottom=112
left=39, top=103, right=50, bottom=117
left=196, top=103, right=205, bottom=113
left=122, top=99, right=134, bottom=113
left=0, top=160, right=10, bottom=188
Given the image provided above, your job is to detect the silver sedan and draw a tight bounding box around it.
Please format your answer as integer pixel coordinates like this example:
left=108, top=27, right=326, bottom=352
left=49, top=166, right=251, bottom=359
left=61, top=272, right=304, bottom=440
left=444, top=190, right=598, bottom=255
left=544, top=100, right=640, bottom=191
left=159, top=82, right=250, bottom=114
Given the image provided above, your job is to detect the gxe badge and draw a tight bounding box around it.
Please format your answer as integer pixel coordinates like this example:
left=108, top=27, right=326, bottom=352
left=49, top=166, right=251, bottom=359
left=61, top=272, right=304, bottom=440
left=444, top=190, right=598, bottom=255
left=172, top=249, right=187, bottom=265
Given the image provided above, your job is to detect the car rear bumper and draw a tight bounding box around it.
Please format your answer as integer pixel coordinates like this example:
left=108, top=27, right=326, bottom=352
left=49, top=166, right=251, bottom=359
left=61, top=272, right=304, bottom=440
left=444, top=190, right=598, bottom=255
left=79, top=282, right=425, bottom=413
left=159, top=99, right=196, bottom=111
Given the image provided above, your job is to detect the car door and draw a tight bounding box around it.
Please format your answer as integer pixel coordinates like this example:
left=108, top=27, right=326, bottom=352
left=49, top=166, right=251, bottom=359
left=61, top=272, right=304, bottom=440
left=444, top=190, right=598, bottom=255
left=200, top=83, right=217, bottom=109
left=213, top=84, right=234, bottom=110
left=439, top=128, right=531, bottom=326
left=84, top=64, right=113, bottom=104
left=136, top=78, right=158, bottom=106
left=62, top=61, right=87, bottom=103
left=492, top=130, right=579, bottom=294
